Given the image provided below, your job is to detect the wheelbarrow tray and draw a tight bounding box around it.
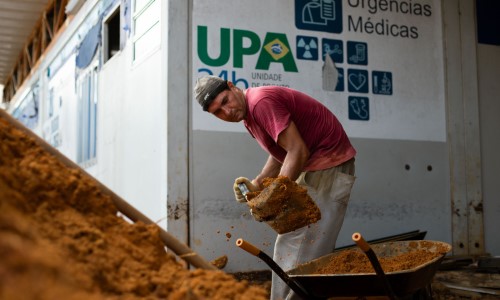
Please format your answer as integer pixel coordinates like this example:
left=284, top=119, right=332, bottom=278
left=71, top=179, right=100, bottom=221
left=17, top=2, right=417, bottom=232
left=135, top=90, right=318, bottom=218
left=287, top=240, right=451, bottom=298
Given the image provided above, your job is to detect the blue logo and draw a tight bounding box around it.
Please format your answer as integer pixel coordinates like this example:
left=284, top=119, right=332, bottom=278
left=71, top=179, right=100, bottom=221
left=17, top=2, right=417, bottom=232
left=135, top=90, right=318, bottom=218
left=347, top=41, right=368, bottom=65
left=271, top=43, right=283, bottom=55
left=372, top=71, right=393, bottom=95
left=322, top=38, right=343, bottom=63
left=296, top=36, right=318, bottom=60
left=347, top=69, right=369, bottom=93
left=295, top=0, right=343, bottom=33
left=348, top=96, right=370, bottom=121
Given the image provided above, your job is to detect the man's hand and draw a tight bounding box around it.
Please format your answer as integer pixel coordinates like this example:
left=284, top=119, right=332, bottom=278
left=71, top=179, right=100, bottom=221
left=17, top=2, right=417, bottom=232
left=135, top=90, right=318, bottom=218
left=233, top=177, right=258, bottom=203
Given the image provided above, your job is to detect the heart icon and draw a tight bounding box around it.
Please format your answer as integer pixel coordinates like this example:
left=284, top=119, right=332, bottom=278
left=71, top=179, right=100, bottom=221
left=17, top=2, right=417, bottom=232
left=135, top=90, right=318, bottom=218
left=348, top=73, right=367, bottom=91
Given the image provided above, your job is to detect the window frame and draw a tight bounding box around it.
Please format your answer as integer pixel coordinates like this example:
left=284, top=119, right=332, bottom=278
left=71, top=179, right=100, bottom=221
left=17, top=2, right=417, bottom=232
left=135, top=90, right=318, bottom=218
left=132, top=0, right=161, bottom=62
left=102, top=3, right=122, bottom=63
left=76, top=61, right=99, bottom=167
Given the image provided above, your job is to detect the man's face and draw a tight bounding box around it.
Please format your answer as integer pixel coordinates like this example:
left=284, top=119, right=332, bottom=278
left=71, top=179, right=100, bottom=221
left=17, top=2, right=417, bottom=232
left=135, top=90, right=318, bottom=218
left=207, top=83, right=246, bottom=122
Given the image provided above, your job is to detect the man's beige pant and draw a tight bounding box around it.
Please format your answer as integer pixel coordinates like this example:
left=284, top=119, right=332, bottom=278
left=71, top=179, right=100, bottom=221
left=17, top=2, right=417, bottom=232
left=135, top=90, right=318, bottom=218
left=271, top=159, right=356, bottom=300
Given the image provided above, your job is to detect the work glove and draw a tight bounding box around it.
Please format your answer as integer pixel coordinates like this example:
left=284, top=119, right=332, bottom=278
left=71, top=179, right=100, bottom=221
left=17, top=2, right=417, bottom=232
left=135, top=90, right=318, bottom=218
left=233, top=177, right=258, bottom=203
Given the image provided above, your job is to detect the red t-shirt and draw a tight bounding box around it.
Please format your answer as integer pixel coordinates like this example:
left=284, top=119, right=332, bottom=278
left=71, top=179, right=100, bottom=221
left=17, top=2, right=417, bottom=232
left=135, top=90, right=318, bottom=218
left=243, top=86, right=356, bottom=171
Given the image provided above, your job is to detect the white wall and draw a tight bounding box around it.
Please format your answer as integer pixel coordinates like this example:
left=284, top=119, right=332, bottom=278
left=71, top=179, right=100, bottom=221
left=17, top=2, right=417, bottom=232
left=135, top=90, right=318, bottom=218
left=95, top=44, right=167, bottom=227
left=45, top=53, right=78, bottom=160
left=192, top=0, right=446, bottom=142
left=5, top=0, right=169, bottom=230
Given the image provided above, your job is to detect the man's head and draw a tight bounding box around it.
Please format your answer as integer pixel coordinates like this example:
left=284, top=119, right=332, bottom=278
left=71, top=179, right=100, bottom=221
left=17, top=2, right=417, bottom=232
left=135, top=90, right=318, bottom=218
left=194, top=75, right=229, bottom=111
left=194, top=76, right=247, bottom=122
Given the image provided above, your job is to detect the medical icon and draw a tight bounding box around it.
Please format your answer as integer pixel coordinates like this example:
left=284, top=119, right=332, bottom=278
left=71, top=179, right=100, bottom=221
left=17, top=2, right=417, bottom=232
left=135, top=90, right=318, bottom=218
left=347, top=41, right=368, bottom=65
left=372, top=71, right=393, bottom=95
left=348, top=69, right=369, bottom=93
left=302, top=0, right=336, bottom=25
left=322, top=39, right=343, bottom=63
left=297, top=36, right=319, bottom=60
left=348, top=96, right=370, bottom=120
left=295, top=0, right=342, bottom=33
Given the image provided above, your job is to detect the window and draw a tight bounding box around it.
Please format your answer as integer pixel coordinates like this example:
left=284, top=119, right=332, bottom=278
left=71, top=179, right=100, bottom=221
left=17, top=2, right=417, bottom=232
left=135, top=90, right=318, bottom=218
left=42, top=88, right=62, bottom=148
left=132, top=0, right=160, bottom=61
left=103, top=5, right=121, bottom=63
left=76, top=65, right=98, bottom=166
left=12, top=83, right=40, bottom=130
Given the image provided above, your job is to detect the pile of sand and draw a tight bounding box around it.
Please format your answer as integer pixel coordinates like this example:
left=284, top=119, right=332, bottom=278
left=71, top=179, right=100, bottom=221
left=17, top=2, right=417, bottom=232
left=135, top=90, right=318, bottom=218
left=0, top=116, right=268, bottom=300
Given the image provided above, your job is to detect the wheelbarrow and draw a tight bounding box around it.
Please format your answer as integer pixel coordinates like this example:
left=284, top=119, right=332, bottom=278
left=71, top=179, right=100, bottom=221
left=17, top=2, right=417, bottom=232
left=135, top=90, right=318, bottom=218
left=236, top=233, right=451, bottom=300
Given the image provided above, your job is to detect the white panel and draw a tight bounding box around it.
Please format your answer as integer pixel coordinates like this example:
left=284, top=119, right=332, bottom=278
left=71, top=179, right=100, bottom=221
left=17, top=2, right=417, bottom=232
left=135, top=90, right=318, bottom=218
left=46, top=53, right=78, bottom=161
left=191, top=0, right=446, bottom=142
left=96, top=45, right=167, bottom=227
left=458, top=0, right=484, bottom=255
left=443, top=0, right=485, bottom=256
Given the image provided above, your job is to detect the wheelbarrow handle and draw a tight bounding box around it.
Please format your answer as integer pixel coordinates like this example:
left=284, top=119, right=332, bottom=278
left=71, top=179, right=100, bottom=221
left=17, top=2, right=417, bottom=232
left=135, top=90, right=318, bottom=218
left=236, top=239, right=322, bottom=300
left=236, top=238, right=261, bottom=256
left=353, top=233, right=398, bottom=300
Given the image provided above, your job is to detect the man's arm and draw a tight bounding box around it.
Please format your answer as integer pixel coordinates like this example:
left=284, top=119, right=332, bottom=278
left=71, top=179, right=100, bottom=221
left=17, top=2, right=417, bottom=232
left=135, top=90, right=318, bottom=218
left=276, top=121, right=310, bottom=181
left=253, top=155, right=281, bottom=188
left=252, top=121, right=309, bottom=188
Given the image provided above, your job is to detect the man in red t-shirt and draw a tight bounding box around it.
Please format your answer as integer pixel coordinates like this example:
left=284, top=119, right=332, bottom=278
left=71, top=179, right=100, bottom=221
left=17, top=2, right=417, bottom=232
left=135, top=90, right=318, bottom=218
left=195, top=75, right=356, bottom=300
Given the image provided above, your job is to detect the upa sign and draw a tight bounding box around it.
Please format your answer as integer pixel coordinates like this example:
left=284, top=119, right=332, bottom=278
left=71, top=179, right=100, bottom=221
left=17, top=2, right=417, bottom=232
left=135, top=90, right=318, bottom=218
left=197, top=27, right=298, bottom=73
left=192, top=0, right=445, bottom=142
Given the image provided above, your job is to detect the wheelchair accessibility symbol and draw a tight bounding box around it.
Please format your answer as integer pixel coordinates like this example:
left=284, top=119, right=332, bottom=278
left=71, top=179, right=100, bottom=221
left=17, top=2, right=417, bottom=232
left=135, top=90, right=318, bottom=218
left=348, top=97, right=370, bottom=121
left=295, top=0, right=343, bottom=33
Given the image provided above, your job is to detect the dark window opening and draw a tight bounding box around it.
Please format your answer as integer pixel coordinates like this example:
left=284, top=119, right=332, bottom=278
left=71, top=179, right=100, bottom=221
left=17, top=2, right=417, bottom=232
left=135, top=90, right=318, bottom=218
left=104, top=7, right=121, bottom=62
left=476, top=0, right=500, bottom=45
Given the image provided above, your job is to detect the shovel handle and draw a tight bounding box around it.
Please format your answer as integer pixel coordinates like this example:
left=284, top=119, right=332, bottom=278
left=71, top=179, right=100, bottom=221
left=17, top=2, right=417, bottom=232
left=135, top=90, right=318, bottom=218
left=238, top=183, right=250, bottom=197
